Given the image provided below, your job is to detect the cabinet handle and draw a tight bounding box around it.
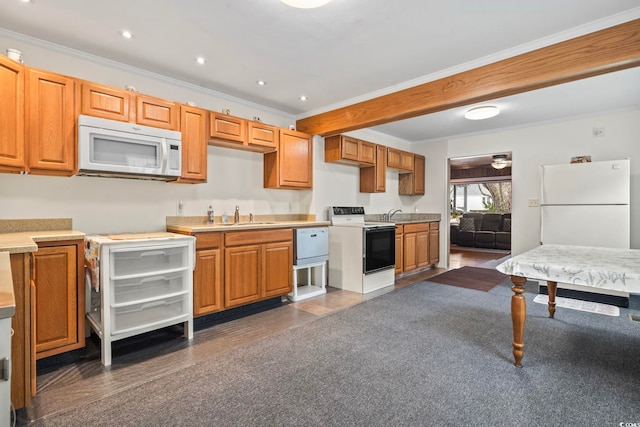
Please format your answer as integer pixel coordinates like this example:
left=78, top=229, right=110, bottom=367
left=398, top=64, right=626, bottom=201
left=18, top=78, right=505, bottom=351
left=140, top=276, right=166, bottom=284
left=139, top=250, right=166, bottom=258
left=141, top=301, right=167, bottom=310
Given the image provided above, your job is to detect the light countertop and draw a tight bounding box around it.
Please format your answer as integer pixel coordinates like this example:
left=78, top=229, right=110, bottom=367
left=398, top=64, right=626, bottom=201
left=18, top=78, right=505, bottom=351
left=0, top=252, right=15, bottom=319
left=0, top=230, right=86, bottom=254
left=167, top=220, right=330, bottom=234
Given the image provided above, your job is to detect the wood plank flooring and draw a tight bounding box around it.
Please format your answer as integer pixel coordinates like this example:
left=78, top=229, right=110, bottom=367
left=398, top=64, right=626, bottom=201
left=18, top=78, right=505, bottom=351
left=16, top=248, right=506, bottom=425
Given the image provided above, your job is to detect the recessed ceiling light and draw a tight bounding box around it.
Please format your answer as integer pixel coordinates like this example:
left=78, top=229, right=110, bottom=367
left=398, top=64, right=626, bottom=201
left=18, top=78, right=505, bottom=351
left=281, top=0, right=331, bottom=8
left=299, top=95, right=307, bottom=101
left=196, top=56, right=206, bottom=65
left=20, top=0, right=32, bottom=3
left=257, top=80, right=266, bottom=86
left=120, top=30, right=133, bottom=39
left=464, top=105, right=500, bottom=120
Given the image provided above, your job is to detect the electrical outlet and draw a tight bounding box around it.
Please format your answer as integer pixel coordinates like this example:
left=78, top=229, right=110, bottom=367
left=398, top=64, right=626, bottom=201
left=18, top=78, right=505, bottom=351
left=528, top=198, right=540, bottom=207
left=177, top=200, right=184, bottom=216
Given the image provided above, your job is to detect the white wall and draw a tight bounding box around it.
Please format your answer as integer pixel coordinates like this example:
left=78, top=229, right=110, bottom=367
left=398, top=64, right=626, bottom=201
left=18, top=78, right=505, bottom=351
left=416, top=109, right=640, bottom=259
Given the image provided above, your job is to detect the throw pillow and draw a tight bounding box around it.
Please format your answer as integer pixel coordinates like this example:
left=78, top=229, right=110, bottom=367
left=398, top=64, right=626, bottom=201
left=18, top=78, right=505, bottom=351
left=459, top=217, right=475, bottom=232
left=503, top=218, right=512, bottom=232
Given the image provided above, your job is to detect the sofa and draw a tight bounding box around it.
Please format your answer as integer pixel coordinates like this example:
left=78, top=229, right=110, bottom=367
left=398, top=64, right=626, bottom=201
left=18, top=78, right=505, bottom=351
left=450, top=212, right=511, bottom=250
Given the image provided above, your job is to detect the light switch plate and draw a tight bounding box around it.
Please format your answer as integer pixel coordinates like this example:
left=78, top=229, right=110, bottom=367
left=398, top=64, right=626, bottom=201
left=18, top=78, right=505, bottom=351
left=528, top=198, right=540, bottom=207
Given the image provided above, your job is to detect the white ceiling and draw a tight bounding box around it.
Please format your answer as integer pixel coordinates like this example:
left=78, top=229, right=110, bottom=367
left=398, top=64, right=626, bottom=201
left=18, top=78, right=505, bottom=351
left=1, top=0, right=638, bottom=142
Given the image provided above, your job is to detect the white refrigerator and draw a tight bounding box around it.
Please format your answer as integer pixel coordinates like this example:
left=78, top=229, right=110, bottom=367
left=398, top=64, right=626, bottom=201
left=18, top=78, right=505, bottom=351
left=540, top=158, right=630, bottom=297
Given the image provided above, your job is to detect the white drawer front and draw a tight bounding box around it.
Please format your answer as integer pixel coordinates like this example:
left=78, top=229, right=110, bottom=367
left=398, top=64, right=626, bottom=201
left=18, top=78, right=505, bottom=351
left=111, top=295, right=189, bottom=335
left=111, top=271, right=188, bottom=305
left=110, top=245, right=189, bottom=277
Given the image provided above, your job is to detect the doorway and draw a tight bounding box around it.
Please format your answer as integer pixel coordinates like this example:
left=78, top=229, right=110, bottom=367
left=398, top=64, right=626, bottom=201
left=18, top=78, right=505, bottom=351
left=447, top=153, right=512, bottom=269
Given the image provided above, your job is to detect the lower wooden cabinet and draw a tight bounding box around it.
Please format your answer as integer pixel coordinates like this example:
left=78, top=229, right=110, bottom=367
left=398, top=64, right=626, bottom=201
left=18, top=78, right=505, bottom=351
left=32, top=240, right=84, bottom=360
left=224, top=229, right=293, bottom=308
left=396, top=222, right=439, bottom=275
left=188, top=229, right=293, bottom=314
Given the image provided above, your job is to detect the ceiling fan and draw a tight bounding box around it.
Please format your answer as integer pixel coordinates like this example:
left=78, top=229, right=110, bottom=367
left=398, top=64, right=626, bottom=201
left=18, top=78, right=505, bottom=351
left=491, top=154, right=512, bottom=170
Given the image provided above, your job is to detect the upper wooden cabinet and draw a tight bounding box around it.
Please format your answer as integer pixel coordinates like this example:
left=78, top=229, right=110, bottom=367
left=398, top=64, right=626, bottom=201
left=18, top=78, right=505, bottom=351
left=0, top=55, right=25, bottom=173
left=209, top=113, right=277, bottom=153
left=79, top=81, right=131, bottom=122
left=324, top=135, right=375, bottom=166
left=399, top=154, right=425, bottom=195
left=264, top=128, right=312, bottom=189
left=135, top=94, right=179, bottom=130
left=360, top=144, right=386, bottom=193
left=26, top=68, right=76, bottom=176
left=175, top=104, right=208, bottom=183
left=79, top=82, right=179, bottom=130
left=387, top=147, right=414, bottom=171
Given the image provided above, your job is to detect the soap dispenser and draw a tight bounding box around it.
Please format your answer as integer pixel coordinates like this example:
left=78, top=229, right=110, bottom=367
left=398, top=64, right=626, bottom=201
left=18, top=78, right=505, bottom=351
left=207, top=205, right=215, bottom=224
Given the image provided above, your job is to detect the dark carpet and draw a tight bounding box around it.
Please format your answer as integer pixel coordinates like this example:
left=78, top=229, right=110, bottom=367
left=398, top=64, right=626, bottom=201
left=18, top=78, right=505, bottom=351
left=428, top=265, right=507, bottom=291
left=28, top=279, right=640, bottom=427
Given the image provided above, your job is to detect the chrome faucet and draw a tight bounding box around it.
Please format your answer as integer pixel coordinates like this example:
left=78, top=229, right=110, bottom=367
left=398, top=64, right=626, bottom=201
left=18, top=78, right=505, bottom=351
left=234, top=205, right=240, bottom=224
left=386, top=208, right=402, bottom=222
left=249, top=213, right=254, bottom=223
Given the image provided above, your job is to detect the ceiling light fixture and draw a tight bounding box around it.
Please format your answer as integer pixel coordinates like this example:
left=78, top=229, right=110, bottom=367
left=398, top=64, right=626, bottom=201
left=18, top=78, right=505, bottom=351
left=196, top=56, right=206, bottom=65
left=120, top=30, right=133, bottom=39
left=256, top=80, right=266, bottom=86
left=281, top=0, right=331, bottom=8
left=299, top=95, right=307, bottom=101
left=491, top=154, right=512, bottom=170
left=464, top=105, right=500, bottom=120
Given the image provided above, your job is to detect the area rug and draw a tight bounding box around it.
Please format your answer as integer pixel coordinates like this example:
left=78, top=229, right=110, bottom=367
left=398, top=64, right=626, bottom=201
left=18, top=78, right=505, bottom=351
left=428, top=266, right=507, bottom=291
left=533, top=294, right=620, bottom=317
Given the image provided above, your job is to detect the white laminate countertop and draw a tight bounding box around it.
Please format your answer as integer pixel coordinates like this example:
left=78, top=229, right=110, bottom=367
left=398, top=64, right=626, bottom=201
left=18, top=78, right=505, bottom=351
left=0, top=230, right=86, bottom=254
left=167, top=220, right=330, bottom=234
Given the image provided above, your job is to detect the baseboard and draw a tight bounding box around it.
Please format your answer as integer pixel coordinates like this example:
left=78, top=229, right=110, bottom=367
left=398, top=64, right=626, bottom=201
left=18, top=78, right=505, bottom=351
left=539, top=284, right=629, bottom=308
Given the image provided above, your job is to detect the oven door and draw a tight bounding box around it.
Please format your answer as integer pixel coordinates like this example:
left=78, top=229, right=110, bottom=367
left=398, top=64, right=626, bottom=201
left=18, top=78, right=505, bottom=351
left=363, top=226, right=396, bottom=274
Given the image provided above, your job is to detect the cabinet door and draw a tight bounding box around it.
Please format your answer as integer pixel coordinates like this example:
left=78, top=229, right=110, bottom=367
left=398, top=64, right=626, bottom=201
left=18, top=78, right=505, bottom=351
left=26, top=69, right=76, bottom=175
left=429, top=223, right=440, bottom=265
left=262, top=241, right=293, bottom=298
left=177, top=105, right=207, bottom=183
left=135, top=94, right=178, bottom=130
left=413, top=154, right=425, bottom=195
left=224, top=245, right=260, bottom=308
left=0, top=55, right=25, bottom=173
left=340, top=136, right=360, bottom=161
left=416, top=230, right=429, bottom=268
left=32, top=245, right=81, bottom=358
left=80, top=82, right=131, bottom=121
left=248, top=121, right=278, bottom=152
left=210, top=112, right=246, bottom=143
left=359, top=140, right=376, bottom=165
left=264, top=129, right=312, bottom=189
left=401, top=151, right=414, bottom=171
left=395, top=232, right=403, bottom=275
left=403, top=232, right=417, bottom=272
left=194, top=248, right=222, bottom=316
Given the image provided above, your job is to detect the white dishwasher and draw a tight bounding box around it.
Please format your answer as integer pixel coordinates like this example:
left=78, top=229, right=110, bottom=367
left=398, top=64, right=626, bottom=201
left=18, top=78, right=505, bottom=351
left=84, top=233, right=195, bottom=366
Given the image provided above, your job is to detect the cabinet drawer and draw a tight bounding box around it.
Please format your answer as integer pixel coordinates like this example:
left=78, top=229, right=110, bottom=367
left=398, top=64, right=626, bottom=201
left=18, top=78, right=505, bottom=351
left=429, top=222, right=439, bottom=230
left=111, top=271, right=188, bottom=305
left=225, top=229, right=293, bottom=247
left=111, top=295, right=188, bottom=335
left=403, top=223, right=429, bottom=233
left=194, top=232, right=222, bottom=250
left=110, top=245, right=189, bottom=277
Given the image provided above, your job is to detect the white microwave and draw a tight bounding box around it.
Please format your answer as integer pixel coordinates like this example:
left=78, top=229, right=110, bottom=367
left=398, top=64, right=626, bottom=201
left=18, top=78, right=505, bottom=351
left=78, top=115, right=182, bottom=180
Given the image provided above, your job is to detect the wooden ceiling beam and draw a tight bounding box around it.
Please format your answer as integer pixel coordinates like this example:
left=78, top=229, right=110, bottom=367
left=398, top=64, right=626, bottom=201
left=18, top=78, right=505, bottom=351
left=296, top=18, right=640, bottom=137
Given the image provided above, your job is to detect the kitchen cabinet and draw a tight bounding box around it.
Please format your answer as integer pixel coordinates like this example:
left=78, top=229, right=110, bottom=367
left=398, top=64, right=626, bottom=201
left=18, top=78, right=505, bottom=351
left=0, top=54, right=25, bottom=173
left=395, top=225, right=403, bottom=275
left=247, top=121, right=278, bottom=152
left=428, top=222, right=440, bottom=265
left=176, top=104, right=208, bottom=183
left=324, top=135, right=375, bottom=166
left=396, top=222, right=439, bottom=275
left=26, top=68, right=76, bottom=176
left=193, top=233, right=223, bottom=316
left=79, top=81, right=131, bottom=122
left=387, top=148, right=414, bottom=171
left=360, top=144, right=386, bottom=193
left=223, top=229, right=293, bottom=308
left=32, top=240, right=85, bottom=359
left=399, top=154, right=425, bottom=195
left=135, top=93, right=179, bottom=130
left=9, top=253, right=31, bottom=409
left=264, top=128, right=313, bottom=189
left=209, top=113, right=278, bottom=153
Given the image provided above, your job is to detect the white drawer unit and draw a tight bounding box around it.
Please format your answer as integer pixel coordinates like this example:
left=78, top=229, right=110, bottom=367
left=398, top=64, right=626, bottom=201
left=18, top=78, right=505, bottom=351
left=85, top=234, right=195, bottom=366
